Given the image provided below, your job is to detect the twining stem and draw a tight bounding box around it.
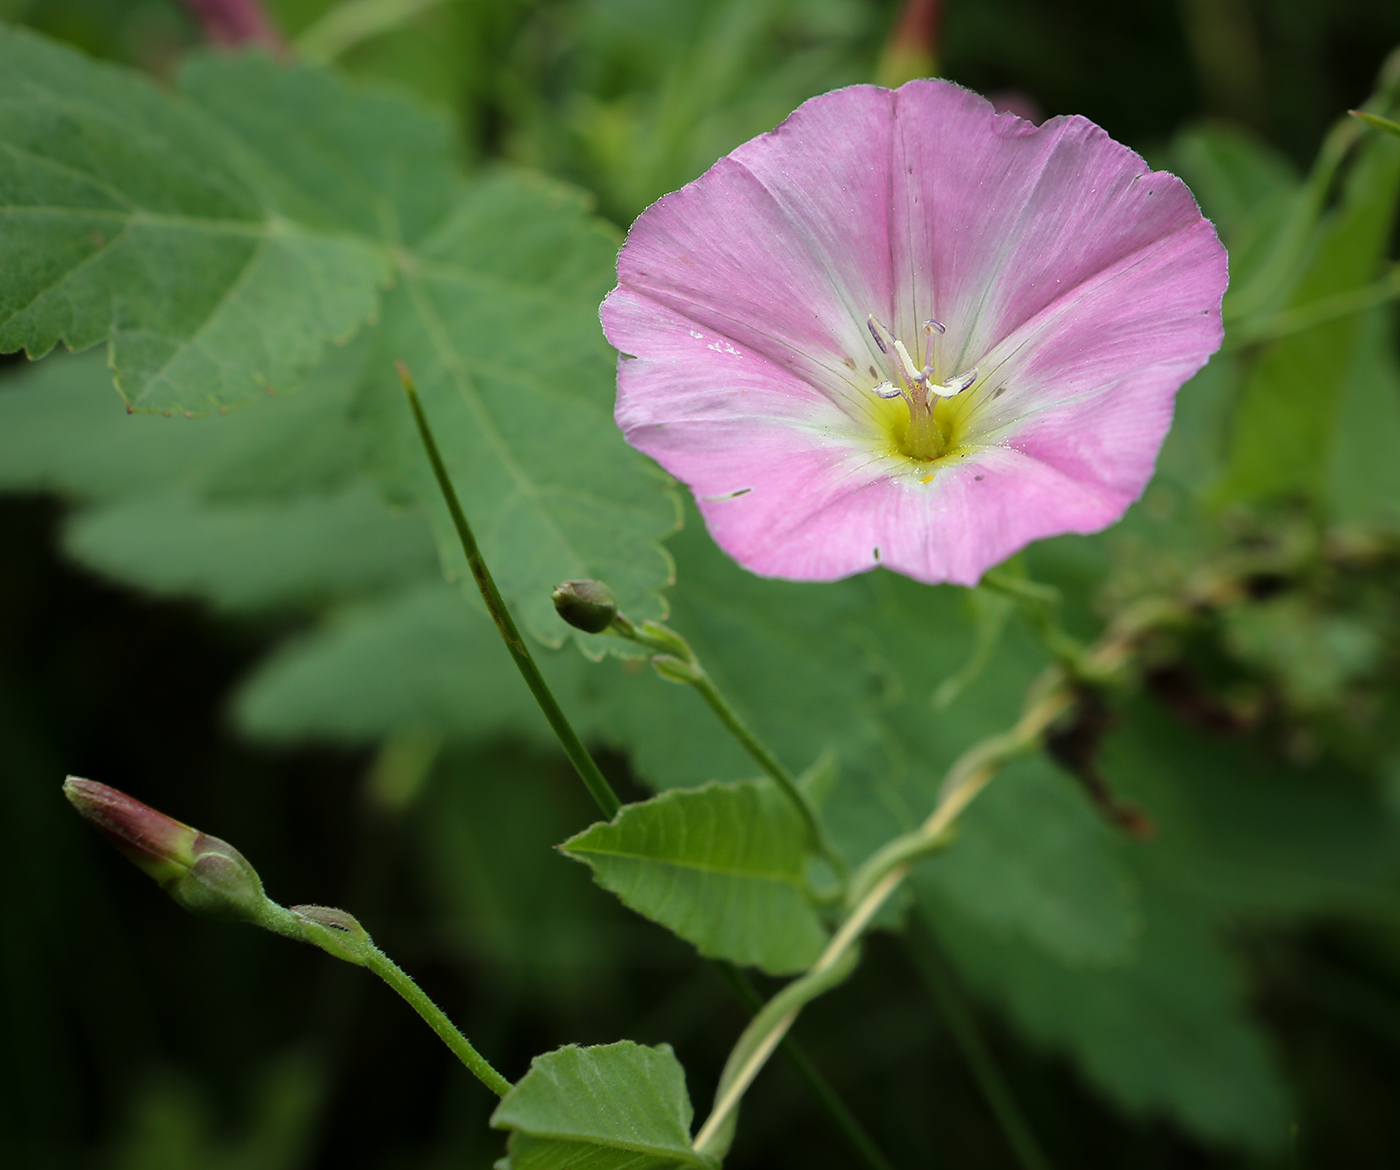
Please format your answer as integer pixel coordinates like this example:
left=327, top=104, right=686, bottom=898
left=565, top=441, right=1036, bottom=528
left=399, top=364, right=621, bottom=820
left=693, top=674, right=1074, bottom=1155
left=717, top=964, right=896, bottom=1170
left=614, top=617, right=846, bottom=876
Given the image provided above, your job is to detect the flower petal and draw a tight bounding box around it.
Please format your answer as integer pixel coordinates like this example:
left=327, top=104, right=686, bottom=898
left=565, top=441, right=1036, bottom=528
left=609, top=85, right=901, bottom=406
left=887, top=82, right=1221, bottom=379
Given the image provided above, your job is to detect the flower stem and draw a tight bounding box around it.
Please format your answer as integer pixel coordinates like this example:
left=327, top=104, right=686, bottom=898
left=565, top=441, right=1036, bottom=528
left=361, top=944, right=513, bottom=1097
left=692, top=674, right=1074, bottom=1156
left=613, top=616, right=845, bottom=876
left=398, top=364, right=621, bottom=820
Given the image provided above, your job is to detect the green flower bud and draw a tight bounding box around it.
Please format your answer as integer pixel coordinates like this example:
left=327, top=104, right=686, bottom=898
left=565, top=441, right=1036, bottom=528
left=551, top=579, right=618, bottom=633
left=63, top=776, right=270, bottom=925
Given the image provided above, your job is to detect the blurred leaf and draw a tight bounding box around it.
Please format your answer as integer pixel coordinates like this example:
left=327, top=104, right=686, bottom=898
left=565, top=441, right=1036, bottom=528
left=1220, top=124, right=1400, bottom=504
left=0, top=29, right=392, bottom=413
left=927, top=700, right=1398, bottom=1151
left=63, top=485, right=436, bottom=611
left=108, top=1052, right=325, bottom=1170
left=918, top=756, right=1141, bottom=968
left=1169, top=121, right=1300, bottom=291
left=234, top=583, right=552, bottom=743
left=0, top=347, right=368, bottom=502
left=1326, top=308, right=1400, bottom=529
left=415, top=747, right=628, bottom=1007
left=562, top=779, right=829, bottom=975
left=1352, top=109, right=1400, bottom=138
left=491, top=1041, right=715, bottom=1170
left=0, top=33, right=680, bottom=643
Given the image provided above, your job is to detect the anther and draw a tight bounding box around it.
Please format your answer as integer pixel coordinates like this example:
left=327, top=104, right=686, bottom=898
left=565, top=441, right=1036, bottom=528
left=932, top=367, right=979, bottom=398
left=872, top=380, right=902, bottom=399
left=866, top=316, right=891, bottom=354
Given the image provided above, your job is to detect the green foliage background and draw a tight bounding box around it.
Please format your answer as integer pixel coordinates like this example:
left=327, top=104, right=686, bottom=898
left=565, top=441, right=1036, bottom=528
left=3, top=1, right=1400, bottom=1168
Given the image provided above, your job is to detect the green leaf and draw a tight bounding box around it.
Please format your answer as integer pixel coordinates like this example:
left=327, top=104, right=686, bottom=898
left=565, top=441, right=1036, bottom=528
left=0, top=27, right=394, bottom=413
left=917, top=756, right=1141, bottom=967
left=351, top=170, right=680, bottom=647
left=562, top=779, right=829, bottom=975
left=491, top=1042, right=715, bottom=1170
left=62, top=485, right=437, bottom=612
left=0, top=34, right=680, bottom=644
left=926, top=699, right=1398, bottom=1151
left=1326, top=308, right=1400, bottom=529
left=1352, top=109, right=1400, bottom=138
left=233, top=584, right=557, bottom=744
left=1220, top=125, right=1400, bottom=504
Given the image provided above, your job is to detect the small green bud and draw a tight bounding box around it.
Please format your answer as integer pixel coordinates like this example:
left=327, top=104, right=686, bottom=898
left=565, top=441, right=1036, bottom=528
left=64, top=776, right=270, bottom=925
left=551, top=579, right=618, bottom=633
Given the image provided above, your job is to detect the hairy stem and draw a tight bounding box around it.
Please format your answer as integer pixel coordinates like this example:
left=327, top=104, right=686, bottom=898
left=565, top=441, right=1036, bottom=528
left=363, top=945, right=513, bottom=1097
left=399, top=365, right=621, bottom=820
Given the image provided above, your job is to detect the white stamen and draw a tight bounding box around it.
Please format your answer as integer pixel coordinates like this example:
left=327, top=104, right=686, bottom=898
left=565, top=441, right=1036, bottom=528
left=872, top=380, right=902, bottom=399
left=866, top=316, right=891, bottom=354
left=892, top=339, right=925, bottom=385
left=932, top=367, right=979, bottom=398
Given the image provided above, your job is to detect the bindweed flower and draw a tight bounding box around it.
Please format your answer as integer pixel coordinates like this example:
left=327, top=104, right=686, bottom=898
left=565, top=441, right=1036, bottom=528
left=64, top=776, right=270, bottom=924
left=602, top=81, right=1228, bottom=585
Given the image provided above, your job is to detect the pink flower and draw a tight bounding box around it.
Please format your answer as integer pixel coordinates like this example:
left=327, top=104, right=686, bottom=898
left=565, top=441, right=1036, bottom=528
left=601, top=81, right=1227, bottom=585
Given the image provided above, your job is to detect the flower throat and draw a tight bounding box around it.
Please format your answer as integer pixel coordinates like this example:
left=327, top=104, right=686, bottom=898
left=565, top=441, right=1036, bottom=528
left=866, top=315, right=977, bottom=462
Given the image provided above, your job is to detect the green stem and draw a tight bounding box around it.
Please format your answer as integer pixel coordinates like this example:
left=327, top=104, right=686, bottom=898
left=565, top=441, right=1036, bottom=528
left=689, top=670, right=845, bottom=875
left=400, top=366, right=621, bottom=820
left=716, top=964, right=897, bottom=1170
left=907, top=926, right=1054, bottom=1170
left=363, top=945, right=513, bottom=1097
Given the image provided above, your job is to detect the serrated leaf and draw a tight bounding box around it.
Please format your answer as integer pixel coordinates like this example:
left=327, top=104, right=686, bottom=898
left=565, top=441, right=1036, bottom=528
left=562, top=779, right=828, bottom=975
left=352, top=170, right=680, bottom=646
left=491, top=1042, right=715, bottom=1170
left=0, top=26, right=394, bottom=413
left=0, top=38, right=681, bottom=641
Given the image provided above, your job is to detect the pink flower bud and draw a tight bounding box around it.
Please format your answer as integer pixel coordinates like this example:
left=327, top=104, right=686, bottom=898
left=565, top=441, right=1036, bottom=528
left=64, top=776, right=270, bottom=924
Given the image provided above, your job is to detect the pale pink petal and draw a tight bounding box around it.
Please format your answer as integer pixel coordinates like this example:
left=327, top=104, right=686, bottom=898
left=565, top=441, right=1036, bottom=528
left=611, top=86, right=900, bottom=405
left=887, top=82, right=1216, bottom=379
